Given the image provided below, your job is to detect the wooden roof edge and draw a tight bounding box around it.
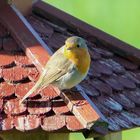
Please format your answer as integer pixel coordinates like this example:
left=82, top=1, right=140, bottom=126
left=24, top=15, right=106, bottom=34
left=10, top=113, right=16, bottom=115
left=33, top=1, right=140, bottom=64
left=0, top=0, right=7, bottom=9
left=0, top=3, right=52, bottom=72
left=0, top=3, right=102, bottom=129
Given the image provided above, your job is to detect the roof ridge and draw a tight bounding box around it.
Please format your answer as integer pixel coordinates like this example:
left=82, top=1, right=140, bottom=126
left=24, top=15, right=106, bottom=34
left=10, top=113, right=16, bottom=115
left=33, top=1, right=140, bottom=64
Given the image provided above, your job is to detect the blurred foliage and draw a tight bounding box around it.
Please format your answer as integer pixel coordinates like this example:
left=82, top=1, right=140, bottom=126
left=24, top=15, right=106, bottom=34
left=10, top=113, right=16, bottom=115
left=44, top=0, right=140, bottom=49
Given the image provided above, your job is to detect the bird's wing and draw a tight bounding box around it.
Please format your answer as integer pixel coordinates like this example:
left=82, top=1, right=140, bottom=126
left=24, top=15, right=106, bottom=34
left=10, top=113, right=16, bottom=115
left=20, top=47, right=73, bottom=103
left=40, top=46, right=73, bottom=87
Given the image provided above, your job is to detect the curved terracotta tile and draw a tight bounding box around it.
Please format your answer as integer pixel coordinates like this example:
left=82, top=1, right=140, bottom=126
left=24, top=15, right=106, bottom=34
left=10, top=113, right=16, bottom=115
left=66, top=115, right=84, bottom=131
left=4, top=98, right=26, bottom=115
left=2, top=116, right=14, bottom=130
left=52, top=101, right=70, bottom=115
left=41, top=115, right=66, bottom=131
left=27, top=98, right=51, bottom=115
left=15, top=82, right=35, bottom=98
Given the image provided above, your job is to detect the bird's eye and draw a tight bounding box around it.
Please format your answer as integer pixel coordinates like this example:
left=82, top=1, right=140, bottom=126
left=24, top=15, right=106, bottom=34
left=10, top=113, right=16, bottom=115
left=77, top=44, right=80, bottom=48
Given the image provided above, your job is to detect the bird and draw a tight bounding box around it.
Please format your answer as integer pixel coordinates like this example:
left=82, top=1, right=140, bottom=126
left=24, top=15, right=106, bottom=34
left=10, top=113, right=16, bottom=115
left=20, top=36, right=91, bottom=103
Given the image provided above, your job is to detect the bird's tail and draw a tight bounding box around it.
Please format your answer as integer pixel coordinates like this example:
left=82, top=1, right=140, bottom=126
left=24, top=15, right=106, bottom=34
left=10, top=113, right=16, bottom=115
left=20, top=80, right=45, bottom=104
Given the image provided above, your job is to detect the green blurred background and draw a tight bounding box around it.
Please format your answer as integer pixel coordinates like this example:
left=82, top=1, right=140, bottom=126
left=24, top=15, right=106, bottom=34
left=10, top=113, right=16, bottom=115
left=44, top=0, right=140, bottom=49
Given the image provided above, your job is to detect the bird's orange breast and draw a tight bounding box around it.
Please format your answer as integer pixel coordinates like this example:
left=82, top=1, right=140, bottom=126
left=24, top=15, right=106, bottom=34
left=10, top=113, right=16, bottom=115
left=64, top=47, right=90, bottom=74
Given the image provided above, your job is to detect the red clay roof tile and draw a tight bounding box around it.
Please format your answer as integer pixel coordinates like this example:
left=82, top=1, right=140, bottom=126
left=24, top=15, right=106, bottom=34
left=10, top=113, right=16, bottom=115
left=0, top=51, right=15, bottom=68
left=27, top=98, right=51, bottom=115
left=2, top=116, right=14, bottom=130
left=4, top=98, right=26, bottom=115
left=15, top=82, right=35, bottom=98
left=24, top=115, right=40, bottom=131
left=40, top=86, right=59, bottom=99
left=41, top=115, right=66, bottom=131
left=14, top=115, right=26, bottom=131
left=0, top=26, right=82, bottom=132
left=52, top=100, right=70, bottom=115
left=14, top=52, right=34, bottom=67
left=66, top=115, right=84, bottom=131
left=14, top=115, right=40, bottom=131
left=0, top=82, right=15, bottom=97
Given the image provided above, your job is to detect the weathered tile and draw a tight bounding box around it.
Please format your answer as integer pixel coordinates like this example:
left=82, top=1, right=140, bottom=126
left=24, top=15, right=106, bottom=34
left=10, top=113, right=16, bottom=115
left=88, top=66, right=101, bottom=78
left=24, top=115, right=40, bottom=130
left=47, top=32, right=68, bottom=51
left=4, top=98, right=26, bottom=115
left=107, top=117, right=121, bottom=131
left=121, top=111, right=140, bottom=126
left=40, top=85, right=59, bottom=99
left=81, top=82, right=100, bottom=97
left=41, top=115, right=66, bottom=131
left=0, top=51, right=15, bottom=68
left=109, top=114, right=133, bottom=129
left=60, top=90, right=100, bottom=129
left=125, top=71, right=140, bottom=85
left=131, top=107, right=140, bottom=117
left=12, top=66, right=28, bottom=82
left=27, top=98, right=51, bottom=114
left=111, top=93, right=135, bottom=110
left=102, top=76, right=124, bottom=91
left=0, top=38, right=2, bottom=50
left=52, top=100, right=70, bottom=115
left=103, top=59, right=125, bottom=74
left=118, top=75, right=136, bottom=90
left=2, top=116, right=14, bottom=130
left=101, top=97, right=122, bottom=112
left=66, top=115, right=84, bottom=131
left=3, top=37, right=20, bottom=52
left=0, top=24, right=8, bottom=37
left=92, top=48, right=113, bottom=58
left=28, top=16, right=54, bottom=38
left=14, top=115, right=25, bottom=131
left=0, top=82, right=15, bottom=98
left=91, top=98, right=113, bottom=115
left=91, top=80, right=112, bottom=95
left=92, top=60, right=113, bottom=76
left=89, top=49, right=101, bottom=60
left=124, top=89, right=140, bottom=105
left=15, top=82, right=35, bottom=97
left=114, top=56, right=138, bottom=70
left=14, top=52, right=33, bottom=67
left=0, top=99, right=3, bottom=112
left=3, top=66, right=28, bottom=83
left=28, top=67, right=40, bottom=82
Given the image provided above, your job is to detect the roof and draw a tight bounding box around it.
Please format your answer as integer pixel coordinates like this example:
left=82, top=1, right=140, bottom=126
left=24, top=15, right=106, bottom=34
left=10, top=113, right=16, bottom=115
left=27, top=13, right=140, bottom=132
left=0, top=1, right=140, bottom=134
left=0, top=22, right=86, bottom=131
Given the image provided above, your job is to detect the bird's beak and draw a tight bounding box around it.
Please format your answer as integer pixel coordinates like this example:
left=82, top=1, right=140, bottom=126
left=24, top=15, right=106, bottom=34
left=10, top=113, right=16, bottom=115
left=67, top=47, right=73, bottom=50
left=66, top=44, right=76, bottom=50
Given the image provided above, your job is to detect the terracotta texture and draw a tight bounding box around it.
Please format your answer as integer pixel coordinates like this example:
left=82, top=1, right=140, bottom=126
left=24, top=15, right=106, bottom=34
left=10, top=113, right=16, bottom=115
left=0, top=22, right=84, bottom=132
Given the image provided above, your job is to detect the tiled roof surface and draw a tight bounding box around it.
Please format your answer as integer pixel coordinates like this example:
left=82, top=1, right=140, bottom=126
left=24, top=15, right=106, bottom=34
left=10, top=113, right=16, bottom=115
left=27, top=13, right=140, bottom=132
left=0, top=22, right=84, bottom=132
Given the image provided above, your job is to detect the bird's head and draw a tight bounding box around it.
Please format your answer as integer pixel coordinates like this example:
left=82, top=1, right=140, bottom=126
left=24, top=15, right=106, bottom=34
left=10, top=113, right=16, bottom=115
left=64, top=36, right=90, bottom=74
left=65, top=36, right=88, bottom=52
